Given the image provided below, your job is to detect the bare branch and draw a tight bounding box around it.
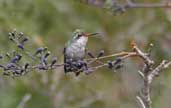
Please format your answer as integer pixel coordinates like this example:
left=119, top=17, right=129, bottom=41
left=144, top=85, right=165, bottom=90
left=125, top=2, right=171, bottom=9
left=131, top=42, right=154, bottom=66
left=131, top=43, right=152, bottom=108
left=148, top=60, right=171, bottom=84
left=131, top=43, right=171, bottom=108
left=79, top=0, right=171, bottom=14
left=136, top=96, right=146, bottom=108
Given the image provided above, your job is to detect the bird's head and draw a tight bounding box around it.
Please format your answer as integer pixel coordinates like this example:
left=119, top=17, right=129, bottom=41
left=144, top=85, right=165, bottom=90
left=71, top=29, right=98, bottom=41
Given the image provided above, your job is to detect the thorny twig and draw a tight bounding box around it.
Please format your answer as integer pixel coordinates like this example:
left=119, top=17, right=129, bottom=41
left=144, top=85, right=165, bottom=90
left=131, top=42, right=171, bottom=108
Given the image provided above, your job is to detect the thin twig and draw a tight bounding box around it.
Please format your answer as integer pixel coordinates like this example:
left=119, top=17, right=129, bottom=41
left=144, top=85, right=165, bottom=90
left=148, top=60, right=171, bottom=84
left=86, top=52, right=137, bottom=74
left=131, top=42, right=154, bottom=65
left=136, top=96, right=146, bottom=108
left=17, top=93, right=31, bottom=108
left=86, top=51, right=135, bottom=61
left=131, top=43, right=152, bottom=108
left=80, top=0, right=171, bottom=12
left=131, top=43, right=171, bottom=108
left=125, top=2, right=171, bottom=9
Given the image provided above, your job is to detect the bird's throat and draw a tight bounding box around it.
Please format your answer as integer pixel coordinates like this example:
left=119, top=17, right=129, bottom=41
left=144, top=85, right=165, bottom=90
left=75, top=36, right=88, bottom=47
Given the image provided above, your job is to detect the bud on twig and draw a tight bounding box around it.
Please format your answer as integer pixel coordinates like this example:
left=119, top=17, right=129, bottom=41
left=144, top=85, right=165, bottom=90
left=44, top=51, right=51, bottom=58
left=24, top=63, right=29, bottom=70
left=97, top=50, right=104, bottom=58
left=114, top=57, right=122, bottom=65
left=35, top=47, right=44, bottom=55
left=51, top=57, right=57, bottom=67
left=87, top=51, right=95, bottom=58
left=108, top=60, right=114, bottom=69
left=10, top=54, right=22, bottom=63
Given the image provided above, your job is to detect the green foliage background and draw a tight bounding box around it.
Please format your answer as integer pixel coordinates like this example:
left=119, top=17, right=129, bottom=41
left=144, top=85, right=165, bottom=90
left=0, top=0, right=171, bottom=108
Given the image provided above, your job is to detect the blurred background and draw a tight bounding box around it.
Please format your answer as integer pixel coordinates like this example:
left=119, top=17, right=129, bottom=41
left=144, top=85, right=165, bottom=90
left=0, top=0, right=171, bottom=108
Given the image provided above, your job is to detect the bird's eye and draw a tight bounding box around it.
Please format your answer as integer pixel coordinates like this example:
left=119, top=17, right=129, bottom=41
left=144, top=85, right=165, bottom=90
left=77, top=34, right=81, bottom=38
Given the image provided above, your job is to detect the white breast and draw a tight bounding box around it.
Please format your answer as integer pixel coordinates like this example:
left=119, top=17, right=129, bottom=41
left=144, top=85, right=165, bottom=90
left=66, top=37, right=88, bottom=60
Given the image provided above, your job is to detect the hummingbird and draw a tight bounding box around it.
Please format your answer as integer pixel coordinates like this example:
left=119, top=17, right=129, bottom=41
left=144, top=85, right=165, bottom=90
left=64, top=29, right=98, bottom=75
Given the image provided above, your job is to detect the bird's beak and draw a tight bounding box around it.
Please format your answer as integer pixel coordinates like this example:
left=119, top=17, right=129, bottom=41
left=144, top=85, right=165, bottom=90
left=84, top=33, right=99, bottom=37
